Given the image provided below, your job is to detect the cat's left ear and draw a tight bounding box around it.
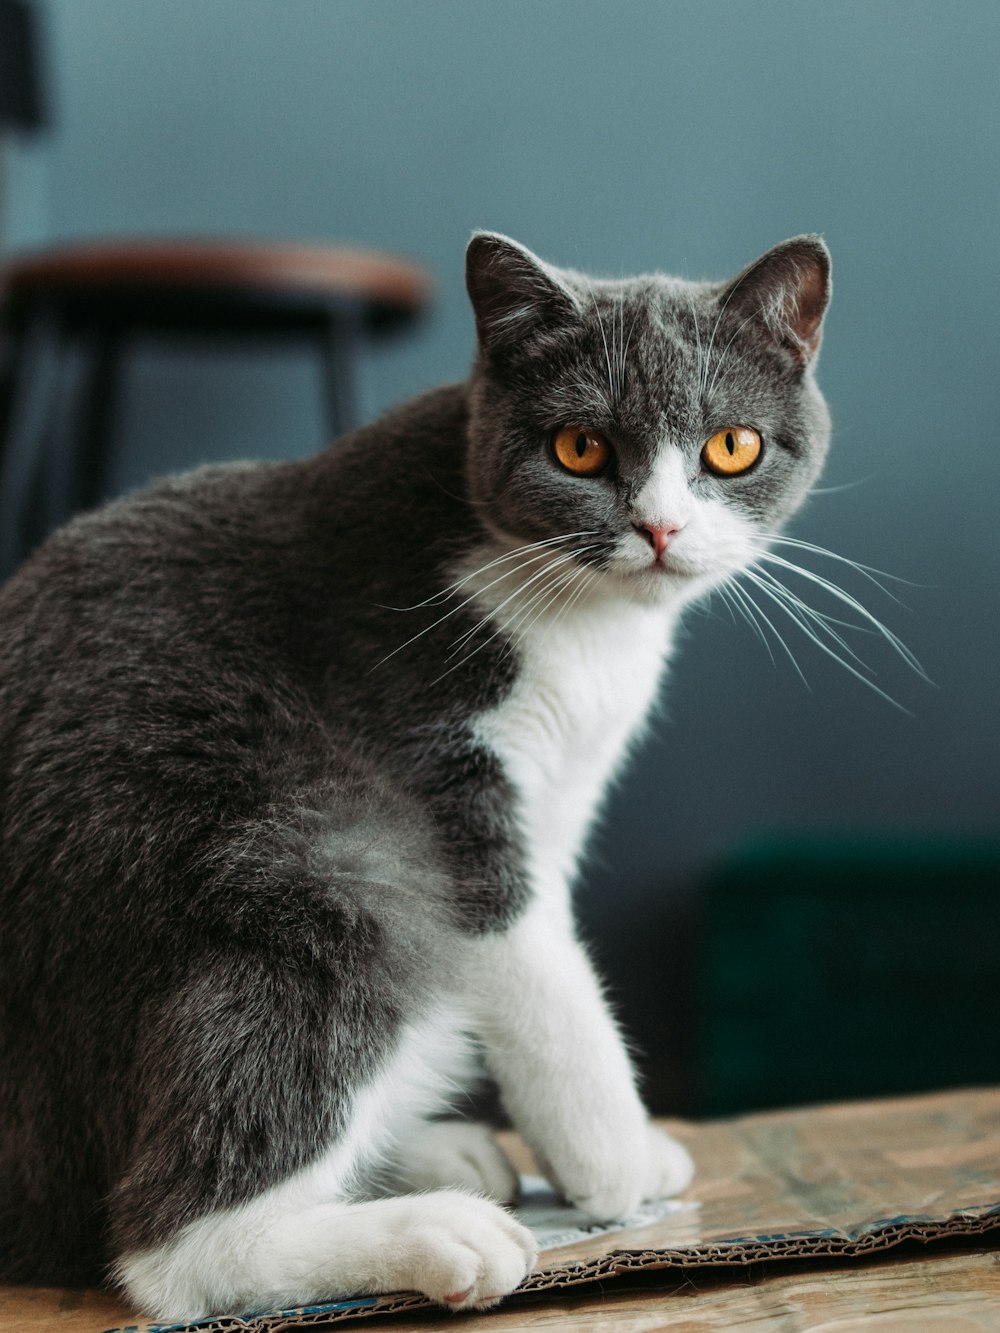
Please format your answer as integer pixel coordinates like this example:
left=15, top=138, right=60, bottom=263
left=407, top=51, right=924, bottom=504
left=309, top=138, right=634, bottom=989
left=466, top=232, right=580, bottom=354
left=717, top=235, right=831, bottom=368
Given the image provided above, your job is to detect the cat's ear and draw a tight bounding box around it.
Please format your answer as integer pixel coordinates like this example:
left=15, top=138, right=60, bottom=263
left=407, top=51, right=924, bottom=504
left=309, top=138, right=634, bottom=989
left=466, top=232, right=580, bottom=353
left=717, top=236, right=831, bottom=367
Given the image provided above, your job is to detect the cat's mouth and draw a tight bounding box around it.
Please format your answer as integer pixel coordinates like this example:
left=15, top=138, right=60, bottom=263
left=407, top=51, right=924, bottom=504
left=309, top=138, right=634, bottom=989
left=625, top=548, right=703, bottom=580
left=606, top=542, right=744, bottom=605
left=611, top=521, right=755, bottom=590
left=603, top=552, right=705, bottom=604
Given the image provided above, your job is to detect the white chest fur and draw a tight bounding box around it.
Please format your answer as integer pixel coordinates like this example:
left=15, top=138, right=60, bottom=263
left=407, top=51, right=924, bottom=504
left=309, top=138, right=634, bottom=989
left=472, top=574, right=676, bottom=900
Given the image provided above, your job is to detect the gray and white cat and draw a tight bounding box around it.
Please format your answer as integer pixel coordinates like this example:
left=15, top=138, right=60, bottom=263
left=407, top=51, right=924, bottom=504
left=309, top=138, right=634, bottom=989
left=0, top=231, right=831, bottom=1317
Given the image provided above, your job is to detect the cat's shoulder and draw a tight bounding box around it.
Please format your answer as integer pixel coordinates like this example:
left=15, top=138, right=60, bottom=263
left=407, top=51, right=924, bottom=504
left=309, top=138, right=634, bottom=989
left=2, top=381, right=472, bottom=608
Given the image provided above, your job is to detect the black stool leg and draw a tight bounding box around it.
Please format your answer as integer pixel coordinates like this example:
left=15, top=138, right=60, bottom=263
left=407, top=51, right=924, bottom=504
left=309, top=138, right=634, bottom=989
left=33, top=329, right=86, bottom=542
left=0, top=308, right=63, bottom=581
left=72, top=326, right=123, bottom=515
left=320, top=307, right=359, bottom=441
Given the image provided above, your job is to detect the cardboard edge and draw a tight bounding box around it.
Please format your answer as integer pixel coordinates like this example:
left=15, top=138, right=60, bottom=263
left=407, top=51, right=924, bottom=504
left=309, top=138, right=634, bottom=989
left=518, top=1208, right=1000, bottom=1295
left=113, top=1204, right=1000, bottom=1332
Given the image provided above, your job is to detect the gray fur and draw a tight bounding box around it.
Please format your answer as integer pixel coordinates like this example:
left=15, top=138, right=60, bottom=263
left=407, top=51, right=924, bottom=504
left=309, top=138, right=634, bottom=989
left=0, top=232, right=830, bottom=1285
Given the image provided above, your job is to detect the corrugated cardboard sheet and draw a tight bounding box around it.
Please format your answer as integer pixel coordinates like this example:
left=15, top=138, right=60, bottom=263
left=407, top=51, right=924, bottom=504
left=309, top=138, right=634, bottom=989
left=90, top=1086, right=1000, bottom=1333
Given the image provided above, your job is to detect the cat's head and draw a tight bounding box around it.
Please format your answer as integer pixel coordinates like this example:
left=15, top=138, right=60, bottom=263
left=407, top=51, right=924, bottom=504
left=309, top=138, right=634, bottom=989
left=464, top=232, right=831, bottom=608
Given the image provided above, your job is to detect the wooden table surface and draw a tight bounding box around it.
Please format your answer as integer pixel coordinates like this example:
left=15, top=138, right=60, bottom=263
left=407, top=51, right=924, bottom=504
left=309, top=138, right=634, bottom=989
left=3, top=1243, right=999, bottom=1333
left=3, top=1089, right=999, bottom=1332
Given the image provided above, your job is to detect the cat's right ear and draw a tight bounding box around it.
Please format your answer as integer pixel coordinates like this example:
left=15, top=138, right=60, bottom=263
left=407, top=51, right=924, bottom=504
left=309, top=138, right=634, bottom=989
left=466, top=233, right=579, bottom=354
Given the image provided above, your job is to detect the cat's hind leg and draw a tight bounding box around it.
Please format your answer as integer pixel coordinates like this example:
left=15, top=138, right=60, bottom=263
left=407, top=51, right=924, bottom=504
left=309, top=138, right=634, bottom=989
left=109, top=891, right=534, bottom=1319
left=384, top=1119, right=520, bottom=1205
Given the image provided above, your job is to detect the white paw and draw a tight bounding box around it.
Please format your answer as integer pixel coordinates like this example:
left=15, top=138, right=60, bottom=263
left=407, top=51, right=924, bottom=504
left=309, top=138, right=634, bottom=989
left=646, top=1125, right=695, bottom=1200
left=566, top=1169, right=646, bottom=1221
left=549, top=1123, right=694, bottom=1221
left=390, top=1120, right=519, bottom=1205
left=395, top=1191, right=537, bottom=1310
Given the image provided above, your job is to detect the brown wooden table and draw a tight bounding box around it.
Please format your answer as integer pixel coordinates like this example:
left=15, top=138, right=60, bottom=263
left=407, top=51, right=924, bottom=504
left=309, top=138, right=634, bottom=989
left=3, top=1245, right=999, bottom=1333
left=3, top=1089, right=998, bottom=1333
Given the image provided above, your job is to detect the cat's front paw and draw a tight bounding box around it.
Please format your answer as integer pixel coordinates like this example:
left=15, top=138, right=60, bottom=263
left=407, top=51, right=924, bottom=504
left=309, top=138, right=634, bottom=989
left=396, top=1191, right=537, bottom=1311
left=389, top=1120, right=519, bottom=1205
left=647, top=1125, right=695, bottom=1200
left=556, top=1123, right=694, bottom=1221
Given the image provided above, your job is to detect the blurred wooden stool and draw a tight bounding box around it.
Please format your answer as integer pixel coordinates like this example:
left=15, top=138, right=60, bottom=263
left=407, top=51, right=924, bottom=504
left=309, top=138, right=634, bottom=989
left=0, top=238, right=431, bottom=578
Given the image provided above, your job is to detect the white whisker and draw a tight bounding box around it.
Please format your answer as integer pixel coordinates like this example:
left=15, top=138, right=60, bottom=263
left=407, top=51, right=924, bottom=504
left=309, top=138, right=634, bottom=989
left=729, top=576, right=812, bottom=688
left=685, top=288, right=706, bottom=411
left=560, top=378, right=614, bottom=414
left=758, top=553, right=926, bottom=678
left=369, top=534, right=598, bottom=670
left=808, top=476, right=877, bottom=496
left=720, top=580, right=776, bottom=665
left=742, top=568, right=912, bottom=712
left=745, top=568, right=872, bottom=671
left=706, top=312, right=763, bottom=399
left=620, top=299, right=641, bottom=401
left=379, top=530, right=599, bottom=613
left=498, top=561, right=591, bottom=659
left=427, top=548, right=602, bottom=688
left=523, top=559, right=603, bottom=651
left=700, top=247, right=777, bottom=402
left=447, top=545, right=598, bottom=658
left=615, top=292, right=625, bottom=401
left=586, top=281, right=616, bottom=407
left=752, top=535, right=919, bottom=598
left=610, top=293, right=618, bottom=401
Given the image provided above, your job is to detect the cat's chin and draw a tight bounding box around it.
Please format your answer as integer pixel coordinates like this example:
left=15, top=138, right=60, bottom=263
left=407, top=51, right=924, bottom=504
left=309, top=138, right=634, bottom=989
left=605, top=560, right=739, bottom=611
left=602, top=563, right=701, bottom=609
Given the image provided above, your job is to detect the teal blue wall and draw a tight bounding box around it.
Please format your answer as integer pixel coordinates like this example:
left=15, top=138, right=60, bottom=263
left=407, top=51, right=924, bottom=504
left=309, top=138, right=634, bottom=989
left=19, top=0, right=1000, bottom=897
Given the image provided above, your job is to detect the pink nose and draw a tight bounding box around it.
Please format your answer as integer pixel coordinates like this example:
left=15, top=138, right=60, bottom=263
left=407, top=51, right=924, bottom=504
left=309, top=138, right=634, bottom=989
left=634, top=523, right=682, bottom=559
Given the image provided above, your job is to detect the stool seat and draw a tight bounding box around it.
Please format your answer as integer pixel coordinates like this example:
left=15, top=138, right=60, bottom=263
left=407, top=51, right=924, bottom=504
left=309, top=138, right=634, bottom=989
left=0, top=238, right=433, bottom=579
left=1, top=237, right=432, bottom=334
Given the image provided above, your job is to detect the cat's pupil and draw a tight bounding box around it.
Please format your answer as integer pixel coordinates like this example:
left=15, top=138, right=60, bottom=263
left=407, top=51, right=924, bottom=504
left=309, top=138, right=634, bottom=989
left=725, top=432, right=735, bottom=455
left=575, top=432, right=587, bottom=457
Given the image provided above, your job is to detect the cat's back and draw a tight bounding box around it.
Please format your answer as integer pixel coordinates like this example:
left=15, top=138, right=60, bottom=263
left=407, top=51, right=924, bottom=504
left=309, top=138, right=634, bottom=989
left=0, top=381, right=471, bottom=705
left=2, top=458, right=298, bottom=673
left=0, top=377, right=473, bottom=1016
left=0, top=380, right=473, bottom=918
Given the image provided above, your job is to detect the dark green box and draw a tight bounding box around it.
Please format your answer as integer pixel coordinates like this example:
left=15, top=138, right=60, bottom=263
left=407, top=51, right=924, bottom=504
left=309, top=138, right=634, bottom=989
left=697, top=835, right=1000, bottom=1116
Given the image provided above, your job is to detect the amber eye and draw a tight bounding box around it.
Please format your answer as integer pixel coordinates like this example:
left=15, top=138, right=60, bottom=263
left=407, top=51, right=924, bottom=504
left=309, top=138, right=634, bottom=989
left=701, top=426, right=762, bottom=477
left=553, top=425, right=612, bottom=477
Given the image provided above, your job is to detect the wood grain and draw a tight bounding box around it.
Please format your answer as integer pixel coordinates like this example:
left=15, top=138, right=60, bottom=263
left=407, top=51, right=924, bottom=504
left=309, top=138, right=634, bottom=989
left=2, top=1092, right=998, bottom=1332
left=341, top=1248, right=1000, bottom=1332
left=0, top=1281, right=135, bottom=1333
left=1, top=240, right=432, bottom=313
